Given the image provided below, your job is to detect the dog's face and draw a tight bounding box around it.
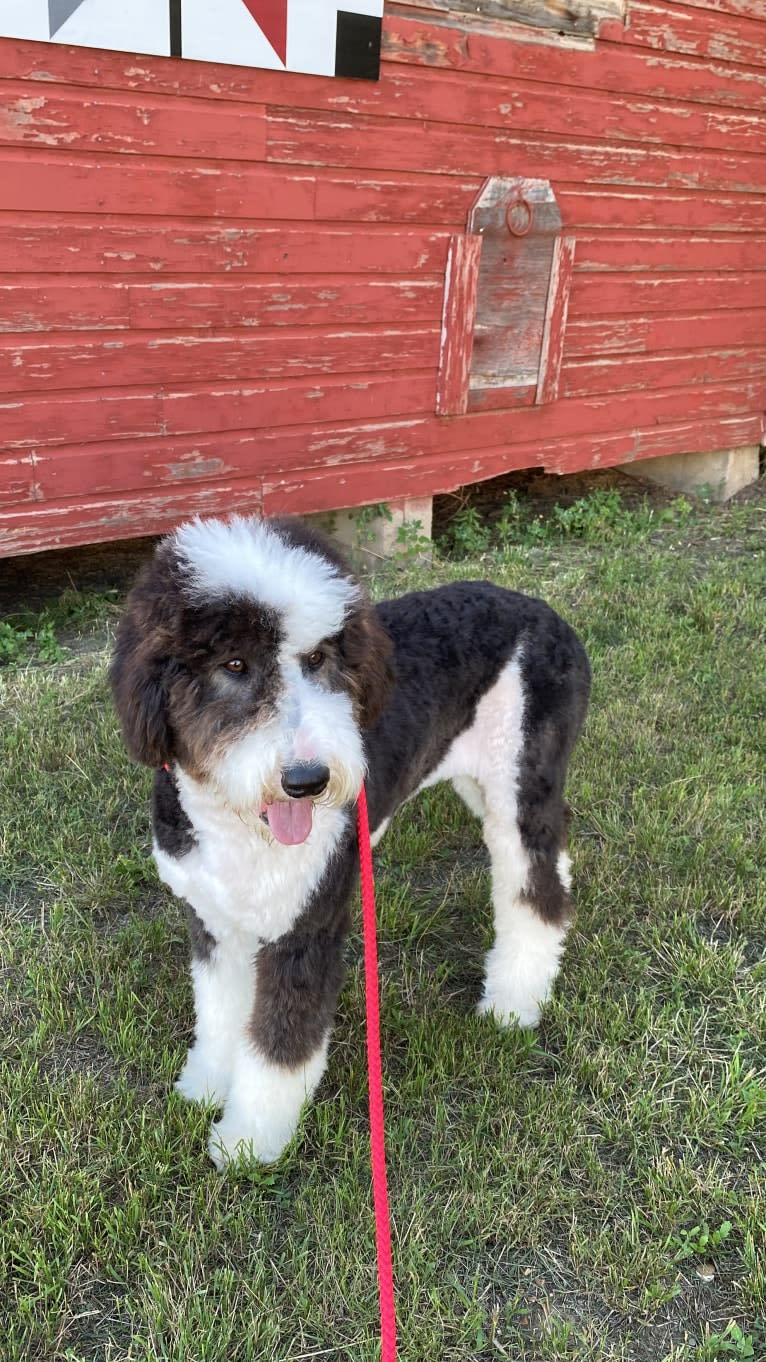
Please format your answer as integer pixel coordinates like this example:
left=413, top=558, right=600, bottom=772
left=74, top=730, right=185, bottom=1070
left=110, top=515, right=393, bottom=843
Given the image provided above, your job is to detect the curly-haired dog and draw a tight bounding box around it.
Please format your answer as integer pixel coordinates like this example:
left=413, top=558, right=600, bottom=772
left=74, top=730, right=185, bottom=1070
left=110, top=514, right=590, bottom=1168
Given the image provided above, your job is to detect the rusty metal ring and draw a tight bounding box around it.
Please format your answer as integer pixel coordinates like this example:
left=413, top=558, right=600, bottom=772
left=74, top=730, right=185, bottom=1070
left=506, top=195, right=534, bottom=237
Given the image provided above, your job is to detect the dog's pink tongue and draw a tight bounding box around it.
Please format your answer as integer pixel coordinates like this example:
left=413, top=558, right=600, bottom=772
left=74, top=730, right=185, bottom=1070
left=266, top=799, right=313, bottom=846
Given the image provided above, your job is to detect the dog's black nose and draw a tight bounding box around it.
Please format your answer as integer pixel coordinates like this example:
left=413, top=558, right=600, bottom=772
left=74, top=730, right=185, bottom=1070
left=281, top=763, right=330, bottom=799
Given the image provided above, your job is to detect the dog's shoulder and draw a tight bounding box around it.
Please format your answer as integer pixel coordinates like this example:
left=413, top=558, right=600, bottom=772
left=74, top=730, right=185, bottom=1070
left=374, top=578, right=576, bottom=652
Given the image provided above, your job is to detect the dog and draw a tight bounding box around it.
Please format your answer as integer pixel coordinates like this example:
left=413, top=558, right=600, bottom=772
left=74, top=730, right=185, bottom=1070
left=110, top=513, right=590, bottom=1169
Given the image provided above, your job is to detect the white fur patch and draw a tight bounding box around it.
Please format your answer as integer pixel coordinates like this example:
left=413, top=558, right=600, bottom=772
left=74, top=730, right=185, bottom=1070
left=174, top=931, right=329, bottom=1166
left=451, top=774, right=486, bottom=821
left=173, top=515, right=359, bottom=652
left=155, top=774, right=352, bottom=944
left=175, top=947, right=255, bottom=1105
left=478, top=901, right=569, bottom=1029
left=423, top=653, right=526, bottom=796
left=209, top=1036, right=329, bottom=1167
left=369, top=815, right=390, bottom=848
left=418, top=653, right=570, bottom=1028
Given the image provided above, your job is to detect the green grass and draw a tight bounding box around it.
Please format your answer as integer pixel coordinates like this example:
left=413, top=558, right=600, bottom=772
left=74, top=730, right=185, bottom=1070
left=2, top=486, right=765, bottom=1361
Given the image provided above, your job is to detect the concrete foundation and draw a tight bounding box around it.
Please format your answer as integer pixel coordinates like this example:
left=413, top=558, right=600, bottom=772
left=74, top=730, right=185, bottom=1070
left=620, top=445, right=760, bottom=502
left=308, top=496, right=433, bottom=569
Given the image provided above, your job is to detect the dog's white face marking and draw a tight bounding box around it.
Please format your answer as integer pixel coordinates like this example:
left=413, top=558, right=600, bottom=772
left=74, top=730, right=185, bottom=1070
left=171, top=515, right=367, bottom=845
left=203, top=651, right=366, bottom=836
left=173, top=514, right=360, bottom=652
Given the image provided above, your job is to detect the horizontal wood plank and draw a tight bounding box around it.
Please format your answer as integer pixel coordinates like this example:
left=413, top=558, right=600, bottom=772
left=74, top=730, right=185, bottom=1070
left=266, top=109, right=766, bottom=195
left=3, top=14, right=766, bottom=113
left=562, top=346, right=766, bottom=396
left=0, top=371, right=435, bottom=450
left=5, top=405, right=761, bottom=554
left=260, top=412, right=763, bottom=513
left=0, top=148, right=481, bottom=225
left=568, top=270, right=766, bottom=316
left=0, top=148, right=316, bottom=220
left=548, top=414, right=763, bottom=472
left=8, top=66, right=765, bottom=161
left=3, top=375, right=759, bottom=468
left=575, top=233, right=766, bottom=271
left=660, top=0, right=766, bottom=20
left=2, top=400, right=760, bottom=532
left=0, top=214, right=451, bottom=276
left=381, top=14, right=766, bottom=113
left=0, top=483, right=266, bottom=554
left=565, top=307, right=766, bottom=355
left=0, top=276, right=443, bottom=333
left=267, top=66, right=766, bottom=158
left=0, top=326, right=439, bottom=395
left=0, top=82, right=266, bottom=160
left=625, top=1, right=766, bottom=70
left=557, top=186, right=766, bottom=232
left=383, top=0, right=624, bottom=39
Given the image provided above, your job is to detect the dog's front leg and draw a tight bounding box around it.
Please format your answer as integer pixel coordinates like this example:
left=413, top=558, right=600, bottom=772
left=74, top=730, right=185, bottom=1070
left=208, top=926, right=346, bottom=1170
left=175, top=914, right=255, bottom=1106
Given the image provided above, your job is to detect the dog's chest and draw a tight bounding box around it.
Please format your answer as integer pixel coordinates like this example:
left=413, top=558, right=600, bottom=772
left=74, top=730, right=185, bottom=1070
left=153, top=794, right=346, bottom=944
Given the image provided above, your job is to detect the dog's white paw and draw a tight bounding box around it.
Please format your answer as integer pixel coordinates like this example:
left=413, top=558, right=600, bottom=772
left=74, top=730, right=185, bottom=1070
left=207, top=1113, right=290, bottom=1170
left=477, top=993, right=541, bottom=1029
left=205, top=1039, right=328, bottom=1170
left=175, top=1046, right=231, bottom=1106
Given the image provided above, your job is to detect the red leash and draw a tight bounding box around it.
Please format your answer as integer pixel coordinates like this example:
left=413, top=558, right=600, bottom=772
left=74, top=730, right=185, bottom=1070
left=357, top=783, right=398, bottom=1362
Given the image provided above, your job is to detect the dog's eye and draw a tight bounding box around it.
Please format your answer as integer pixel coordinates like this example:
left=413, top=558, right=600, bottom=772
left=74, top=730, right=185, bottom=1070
left=305, top=649, right=325, bottom=671
left=223, top=658, right=247, bottom=675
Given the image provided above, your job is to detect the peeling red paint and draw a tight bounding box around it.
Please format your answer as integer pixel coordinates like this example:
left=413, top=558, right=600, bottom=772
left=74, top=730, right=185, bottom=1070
left=0, top=5, right=764, bottom=554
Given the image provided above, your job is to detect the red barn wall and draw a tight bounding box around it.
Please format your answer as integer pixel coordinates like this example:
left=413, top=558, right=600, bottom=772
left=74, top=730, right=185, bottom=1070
left=0, top=2, right=765, bottom=555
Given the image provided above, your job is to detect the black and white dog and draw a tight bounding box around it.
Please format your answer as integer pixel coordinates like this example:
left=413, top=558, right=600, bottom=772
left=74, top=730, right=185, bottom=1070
left=110, top=514, right=590, bottom=1169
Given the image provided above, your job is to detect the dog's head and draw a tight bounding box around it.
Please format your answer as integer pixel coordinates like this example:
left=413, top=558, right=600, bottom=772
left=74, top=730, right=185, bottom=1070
left=109, top=515, right=394, bottom=843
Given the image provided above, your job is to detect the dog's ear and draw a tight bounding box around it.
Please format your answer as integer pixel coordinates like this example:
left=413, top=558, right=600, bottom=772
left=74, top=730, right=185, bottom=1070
left=341, top=600, right=395, bottom=730
left=109, top=603, right=176, bottom=769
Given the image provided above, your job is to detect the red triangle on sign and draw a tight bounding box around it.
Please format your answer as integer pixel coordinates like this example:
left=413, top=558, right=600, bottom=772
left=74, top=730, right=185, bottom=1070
left=240, top=0, right=288, bottom=65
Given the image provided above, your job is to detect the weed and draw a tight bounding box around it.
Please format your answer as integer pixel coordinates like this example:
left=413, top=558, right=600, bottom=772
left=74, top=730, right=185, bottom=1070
left=440, top=487, right=697, bottom=558
left=439, top=505, right=493, bottom=557
left=670, top=1220, right=733, bottom=1262
left=0, top=614, right=66, bottom=666
left=392, top=518, right=432, bottom=563
left=0, top=620, right=33, bottom=664
left=352, top=501, right=393, bottom=545
left=692, top=1322, right=755, bottom=1360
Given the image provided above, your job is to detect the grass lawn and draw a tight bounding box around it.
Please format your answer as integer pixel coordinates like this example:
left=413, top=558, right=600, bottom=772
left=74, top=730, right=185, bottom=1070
left=1, top=479, right=764, bottom=1362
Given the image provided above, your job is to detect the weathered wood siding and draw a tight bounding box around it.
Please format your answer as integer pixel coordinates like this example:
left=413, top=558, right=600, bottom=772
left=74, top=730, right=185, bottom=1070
left=1, top=1, right=765, bottom=553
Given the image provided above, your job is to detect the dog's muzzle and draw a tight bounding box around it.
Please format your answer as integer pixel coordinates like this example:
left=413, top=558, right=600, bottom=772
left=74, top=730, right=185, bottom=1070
left=258, top=762, right=331, bottom=846
left=280, top=762, right=331, bottom=800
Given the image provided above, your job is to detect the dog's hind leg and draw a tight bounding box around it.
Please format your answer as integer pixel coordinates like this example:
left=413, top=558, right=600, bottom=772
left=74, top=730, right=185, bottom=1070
left=451, top=774, right=487, bottom=821
left=478, top=799, right=572, bottom=1029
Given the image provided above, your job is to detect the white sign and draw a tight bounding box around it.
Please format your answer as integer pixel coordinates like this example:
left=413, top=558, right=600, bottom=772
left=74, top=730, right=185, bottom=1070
left=0, top=0, right=384, bottom=78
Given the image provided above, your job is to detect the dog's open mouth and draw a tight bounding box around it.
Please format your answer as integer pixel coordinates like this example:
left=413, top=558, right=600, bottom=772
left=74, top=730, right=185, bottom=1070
left=260, top=798, right=314, bottom=846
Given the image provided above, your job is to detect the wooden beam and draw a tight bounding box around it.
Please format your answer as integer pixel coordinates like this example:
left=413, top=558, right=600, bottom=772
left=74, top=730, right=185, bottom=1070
left=435, top=233, right=482, bottom=416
